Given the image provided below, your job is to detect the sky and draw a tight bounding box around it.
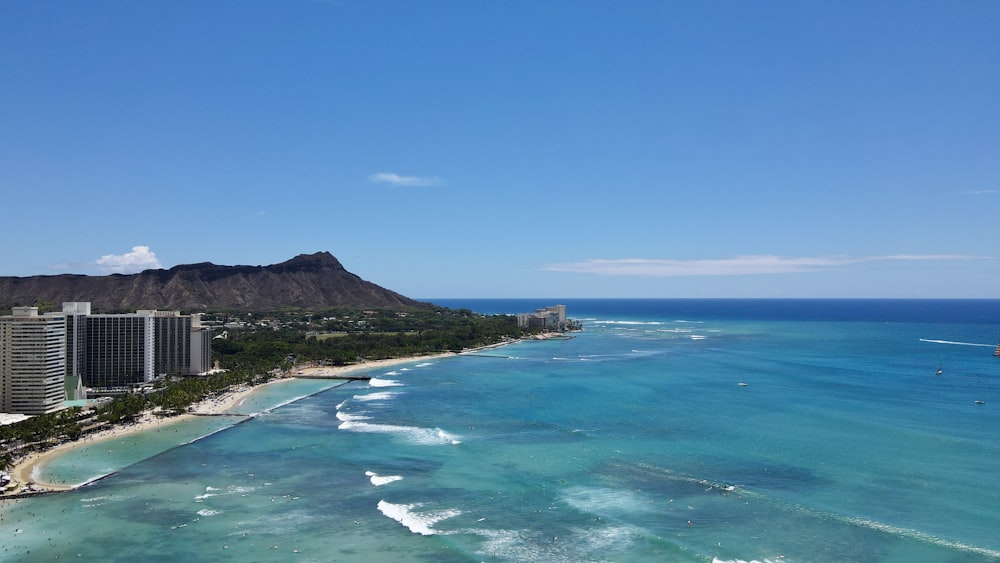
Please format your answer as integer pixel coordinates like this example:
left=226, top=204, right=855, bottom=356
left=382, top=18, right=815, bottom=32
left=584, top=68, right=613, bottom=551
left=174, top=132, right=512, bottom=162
left=1, top=1, right=998, bottom=299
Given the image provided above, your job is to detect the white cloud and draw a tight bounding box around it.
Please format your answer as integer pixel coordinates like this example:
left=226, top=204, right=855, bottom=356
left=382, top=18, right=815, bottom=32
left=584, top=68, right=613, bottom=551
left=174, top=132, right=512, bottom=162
left=368, top=172, right=442, bottom=187
left=541, top=254, right=991, bottom=277
left=876, top=254, right=987, bottom=261
left=95, top=246, right=163, bottom=274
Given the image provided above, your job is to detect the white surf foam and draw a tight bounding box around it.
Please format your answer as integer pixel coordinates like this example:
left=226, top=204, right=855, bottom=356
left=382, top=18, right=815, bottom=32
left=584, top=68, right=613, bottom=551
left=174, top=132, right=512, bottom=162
left=365, top=471, right=403, bottom=486
left=197, top=509, right=222, bottom=517
left=369, top=377, right=403, bottom=387
left=260, top=394, right=314, bottom=414
left=335, top=411, right=371, bottom=422
left=352, top=391, right=400, bottom=402
left=563, top=486, right=655, bottom=516
left=840, top=515, right=1000, bottom=559
left=576, top=524, right=641, bottom=553
left=338, top=421, right=461, bottom=445
left=227, top=485, right=256, bottom=494
left=377, top=500, right=461, bottom=535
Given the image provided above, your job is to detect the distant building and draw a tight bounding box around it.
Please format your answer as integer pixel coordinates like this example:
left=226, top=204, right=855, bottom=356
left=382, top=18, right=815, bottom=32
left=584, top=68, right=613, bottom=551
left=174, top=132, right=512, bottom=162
left=0, top=307, right=67, bottom=415
left=517, top=305, right=568, bottom=332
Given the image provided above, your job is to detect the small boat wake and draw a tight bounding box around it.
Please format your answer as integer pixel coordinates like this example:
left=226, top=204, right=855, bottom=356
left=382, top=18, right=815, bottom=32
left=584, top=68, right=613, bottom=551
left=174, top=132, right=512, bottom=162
left=919, top=339, right=993, bottom=348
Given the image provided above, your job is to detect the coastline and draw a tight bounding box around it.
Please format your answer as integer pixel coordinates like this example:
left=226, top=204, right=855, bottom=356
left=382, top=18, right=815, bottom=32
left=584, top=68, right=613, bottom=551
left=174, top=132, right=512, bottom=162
left=4, top=351, right=462, bottom=495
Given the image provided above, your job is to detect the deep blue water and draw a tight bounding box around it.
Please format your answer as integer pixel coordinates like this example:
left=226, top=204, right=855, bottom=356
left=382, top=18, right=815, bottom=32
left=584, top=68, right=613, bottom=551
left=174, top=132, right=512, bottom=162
left=3, top=299, right=1000, bottom=562
left=431, top=298, right=1000, bottom=324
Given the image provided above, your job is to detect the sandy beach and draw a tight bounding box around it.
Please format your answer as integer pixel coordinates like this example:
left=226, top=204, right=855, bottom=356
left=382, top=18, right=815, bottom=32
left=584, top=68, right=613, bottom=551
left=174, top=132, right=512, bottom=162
left=4, top=351, right=460, bottom=495
left=292, top=351, right=457, bottom=379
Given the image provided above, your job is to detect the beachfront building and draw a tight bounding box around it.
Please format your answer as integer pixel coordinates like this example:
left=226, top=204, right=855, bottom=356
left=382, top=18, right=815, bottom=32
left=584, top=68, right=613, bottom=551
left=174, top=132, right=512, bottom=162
left=62, top=301, right=90, bottom=400
left=190, top=314, right=213, bottom=374
left=0, top=307, right=68, bottom=415
left=516, top=305, right=568, bottom=332
left=0, top=302, right=215, bottom=411
left=138, top=309, right=193, bottom=377
left=83, top=312, right=157, bottom=391
left=62, top=303, right=213, bottom=392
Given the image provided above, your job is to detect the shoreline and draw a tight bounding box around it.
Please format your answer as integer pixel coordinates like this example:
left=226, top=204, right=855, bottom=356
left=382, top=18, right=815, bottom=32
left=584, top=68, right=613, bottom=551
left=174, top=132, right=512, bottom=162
left=4, top=351, right=463, bottom=495
left=1, top=334, right=574, bottom=498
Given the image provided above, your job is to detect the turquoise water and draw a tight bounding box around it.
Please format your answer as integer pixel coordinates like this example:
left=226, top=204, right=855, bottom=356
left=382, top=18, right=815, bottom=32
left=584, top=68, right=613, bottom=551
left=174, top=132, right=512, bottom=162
left=3, top=300, right=1000, bottom=562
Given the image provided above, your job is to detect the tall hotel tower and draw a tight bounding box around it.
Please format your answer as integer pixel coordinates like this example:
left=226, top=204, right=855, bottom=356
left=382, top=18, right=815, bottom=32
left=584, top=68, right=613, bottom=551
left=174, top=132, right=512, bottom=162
left=0, top=307, right=68, bottom=414
left=61, top=303, right=212, bottom=391
left=83, top=312, right=156, bottom=390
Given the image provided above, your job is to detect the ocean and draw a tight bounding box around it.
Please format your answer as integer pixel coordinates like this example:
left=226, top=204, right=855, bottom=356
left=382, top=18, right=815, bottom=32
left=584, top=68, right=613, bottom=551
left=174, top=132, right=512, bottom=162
left=3, top=299, right=999, bottom=562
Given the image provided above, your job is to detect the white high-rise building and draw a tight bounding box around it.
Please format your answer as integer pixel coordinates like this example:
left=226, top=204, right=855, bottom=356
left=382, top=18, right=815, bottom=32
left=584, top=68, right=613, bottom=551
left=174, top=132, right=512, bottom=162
left=0, top=307, right=67, bottom=414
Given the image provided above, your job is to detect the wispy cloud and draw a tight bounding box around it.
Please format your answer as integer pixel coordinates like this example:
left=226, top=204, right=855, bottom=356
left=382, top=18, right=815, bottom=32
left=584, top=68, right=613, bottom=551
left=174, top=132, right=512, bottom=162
left=95, top=245, right=163, bottom=274
left=368, top=172, right=442, bottom=187
left=541, top=254, right=991, bottom=277
left=876, top=254, right=987, bottom=261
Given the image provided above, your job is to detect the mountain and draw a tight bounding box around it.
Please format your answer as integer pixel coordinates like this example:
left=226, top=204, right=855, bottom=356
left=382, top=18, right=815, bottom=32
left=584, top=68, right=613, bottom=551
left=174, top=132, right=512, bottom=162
left=0, top=252, right=425, bottom=312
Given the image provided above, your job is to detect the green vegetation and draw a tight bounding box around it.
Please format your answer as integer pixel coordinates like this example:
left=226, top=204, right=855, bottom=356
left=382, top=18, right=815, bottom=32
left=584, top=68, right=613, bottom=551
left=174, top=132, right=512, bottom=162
left=1, top=306, right=533, bottom=472
left=211, top=306, right=528, bottom=366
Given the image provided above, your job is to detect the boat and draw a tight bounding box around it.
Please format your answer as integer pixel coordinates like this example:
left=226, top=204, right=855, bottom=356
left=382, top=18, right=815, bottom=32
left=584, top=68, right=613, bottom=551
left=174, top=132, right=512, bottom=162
left=935, top=368, right=943, bottom=376
left=974, top=400, right=986, bottom=405
left=737, top=382, right=749, bottom=387
left=994, top=342, right=1000, bottom=357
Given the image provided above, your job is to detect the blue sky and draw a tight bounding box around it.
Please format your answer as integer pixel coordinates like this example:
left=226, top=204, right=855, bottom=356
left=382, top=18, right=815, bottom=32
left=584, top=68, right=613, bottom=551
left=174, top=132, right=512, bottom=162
left=1, top=1, right=998, bottom=299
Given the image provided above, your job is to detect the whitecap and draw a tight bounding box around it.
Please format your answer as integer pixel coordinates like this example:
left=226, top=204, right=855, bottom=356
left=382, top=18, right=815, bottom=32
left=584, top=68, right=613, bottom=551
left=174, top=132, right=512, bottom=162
left=197, top=509, right=222, bottom=517
left=352, top=391, right=400, bottom=402
left=369, top=377, right=403, bottom=387
left=336, top=411, right=371, bottom=422
left=338, top=421, right=461, bottom=445
left=365, top=471, right=403, bottom=486
left=377, top=500, right=461, bottom=535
